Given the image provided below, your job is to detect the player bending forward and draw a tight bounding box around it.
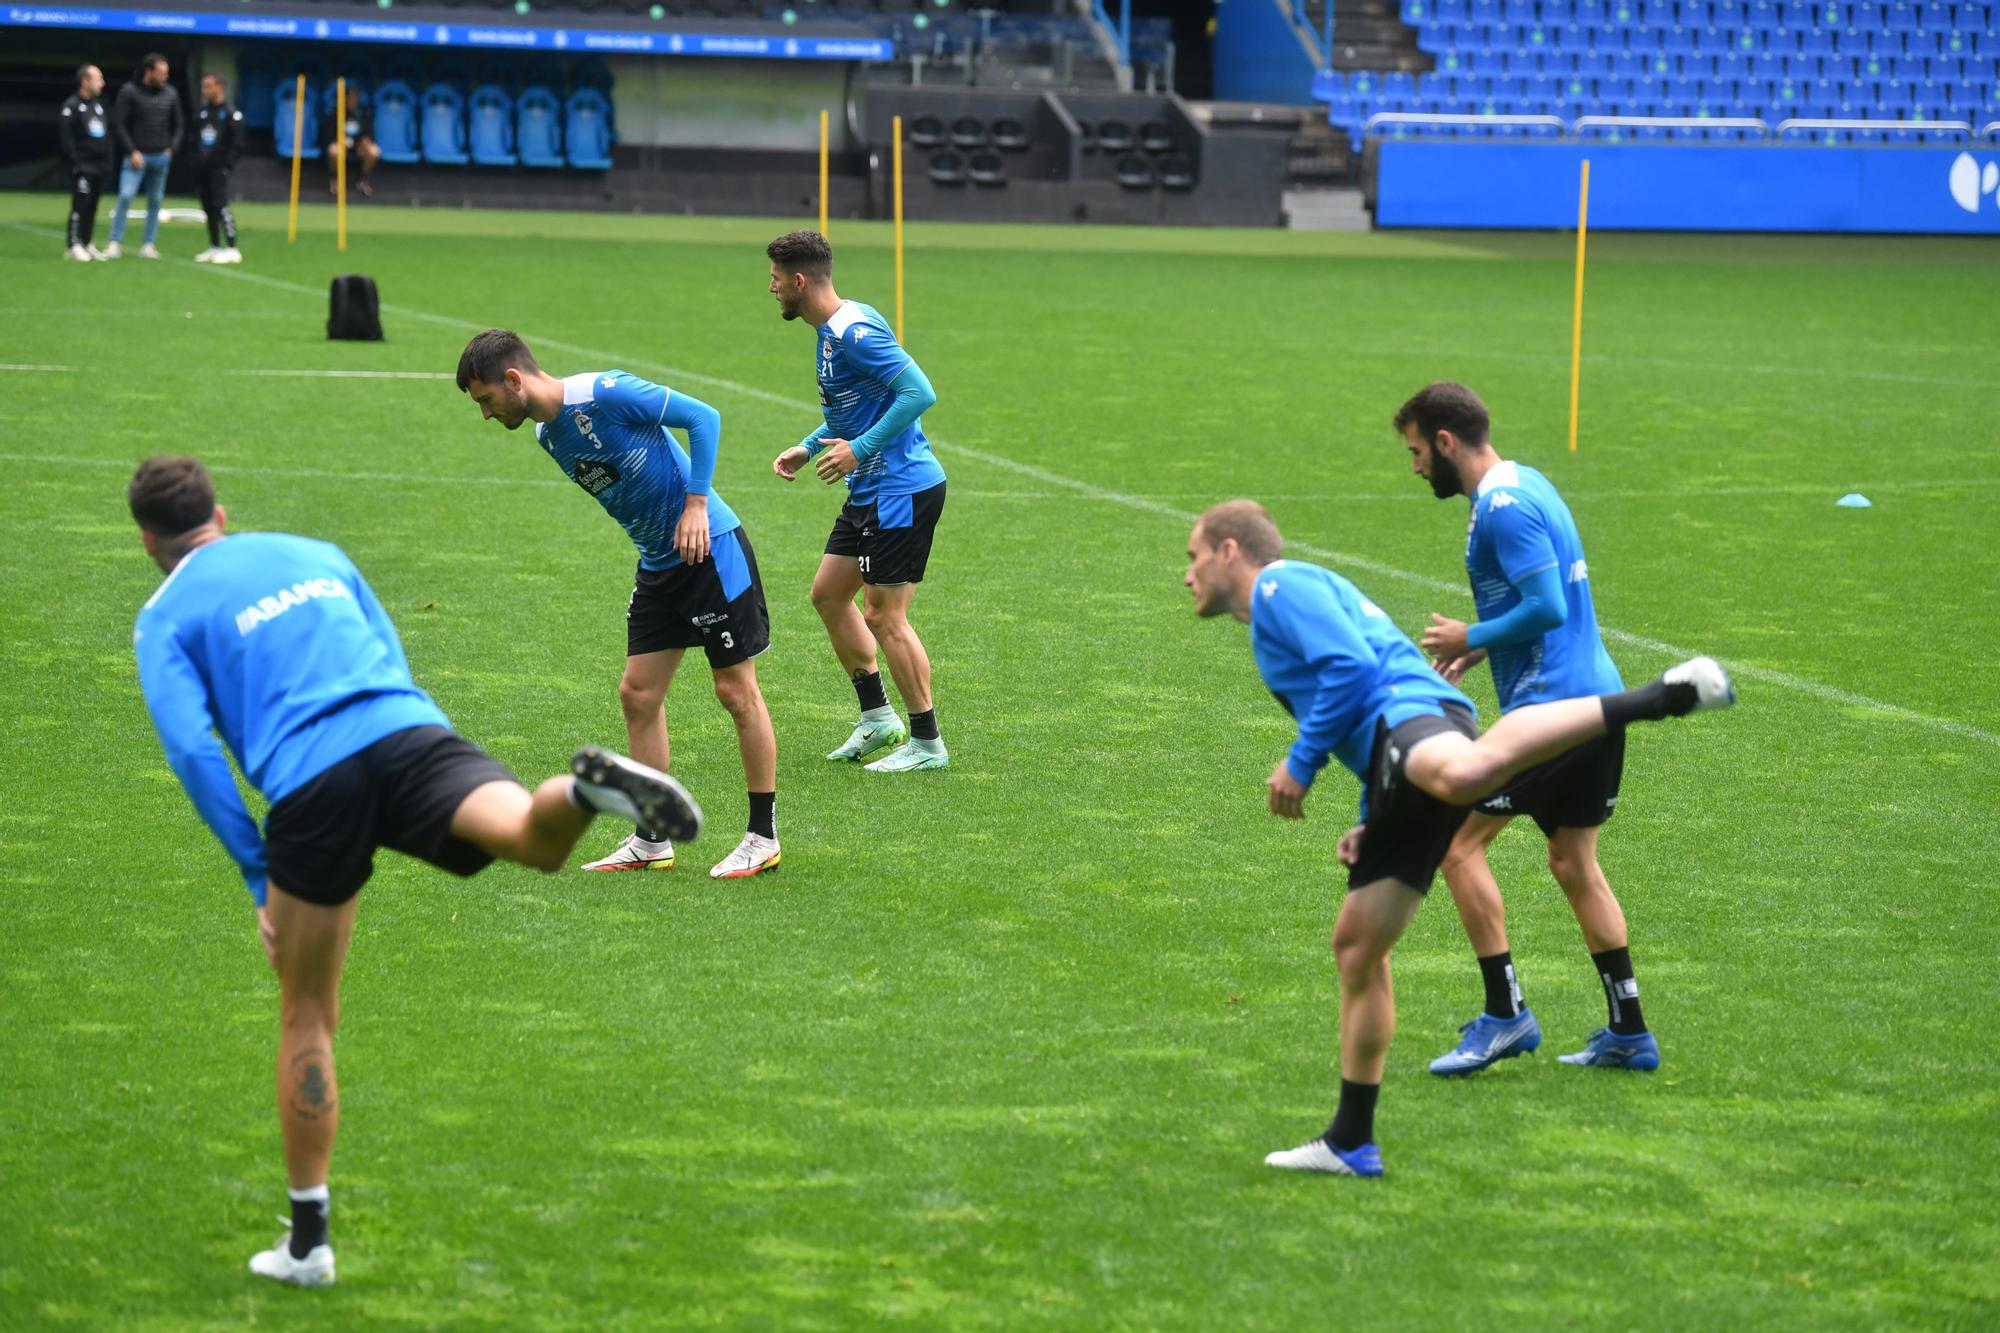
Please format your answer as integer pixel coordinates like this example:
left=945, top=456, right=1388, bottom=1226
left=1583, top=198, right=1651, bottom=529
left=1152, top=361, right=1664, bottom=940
left=129, top=456, right=699, bottom=1286
left=766, top=229, right=949, bottom=772
left=1185, top=499, right=1734, bottom=1178
left=459, top=330, right=781, bottom=879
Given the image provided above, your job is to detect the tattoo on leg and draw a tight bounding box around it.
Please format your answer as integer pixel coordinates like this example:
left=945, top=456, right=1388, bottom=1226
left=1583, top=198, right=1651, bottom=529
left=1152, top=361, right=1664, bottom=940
left=289, top=1048, right=334, bottom=1121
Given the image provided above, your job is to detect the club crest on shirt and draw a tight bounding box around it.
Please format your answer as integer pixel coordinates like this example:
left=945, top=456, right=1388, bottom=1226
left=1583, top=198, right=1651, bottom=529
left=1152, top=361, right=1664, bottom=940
left=572, top=411, right=592, bottom=434
left=572, top=458, right=620, bottom=496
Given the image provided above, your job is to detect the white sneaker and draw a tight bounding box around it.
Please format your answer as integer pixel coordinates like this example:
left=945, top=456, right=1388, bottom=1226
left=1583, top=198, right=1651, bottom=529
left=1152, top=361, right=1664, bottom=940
left=63, top=244, right=92, bottom=262
left=215, top=247, right=243, bottom=265
left=193, top=247, right=218, bottom=262
left=1662, top=655, right=1737, bottom=714
left=1263, top=1138, right=1383, bottom=1177
left=864, top=739, right=949, bottom=773
left=99, top=241, right=121, bottom=259
left=582, top=833, right=674, bottom=872
left=570, top=746, right=701, bottom=842
left=248, top=1222, right=335, bottom=1287
left=709, top=831, right=781, bottom=879
left=138, top=243, right=160, bottom=259
left=87, top=245, right=110, bottom=260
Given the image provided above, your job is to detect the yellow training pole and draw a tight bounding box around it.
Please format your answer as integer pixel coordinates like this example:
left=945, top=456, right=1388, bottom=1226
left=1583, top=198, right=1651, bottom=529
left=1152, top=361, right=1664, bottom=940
left=286, top=73, right=305, bottom=242
left=1568, top=157, right=1591, bottom=453
left=335, top=78, right=348, bottom=252
left=818, top=108, right=830, bottom=236
left=892, top=114, right=905, bottom=340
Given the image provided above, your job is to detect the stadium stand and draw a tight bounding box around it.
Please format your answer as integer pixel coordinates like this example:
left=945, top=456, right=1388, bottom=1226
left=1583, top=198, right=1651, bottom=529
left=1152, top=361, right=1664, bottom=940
left=1314, top=0, right=1997, bottom=146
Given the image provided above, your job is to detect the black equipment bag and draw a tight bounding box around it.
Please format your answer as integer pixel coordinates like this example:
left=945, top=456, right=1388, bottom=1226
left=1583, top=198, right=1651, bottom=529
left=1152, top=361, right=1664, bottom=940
left=327, top=274, right=383, bottom=341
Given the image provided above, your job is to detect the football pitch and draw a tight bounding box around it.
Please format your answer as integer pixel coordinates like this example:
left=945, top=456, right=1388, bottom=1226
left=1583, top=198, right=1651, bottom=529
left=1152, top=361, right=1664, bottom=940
left=1, top=193, right=1996, bottom=1328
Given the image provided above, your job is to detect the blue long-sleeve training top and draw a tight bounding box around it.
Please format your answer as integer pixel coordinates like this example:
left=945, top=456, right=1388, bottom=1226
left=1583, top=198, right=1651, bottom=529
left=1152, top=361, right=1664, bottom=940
left=1249, top=560, right=1474, bottom=814
left=133, top=532, right=451, bottom=904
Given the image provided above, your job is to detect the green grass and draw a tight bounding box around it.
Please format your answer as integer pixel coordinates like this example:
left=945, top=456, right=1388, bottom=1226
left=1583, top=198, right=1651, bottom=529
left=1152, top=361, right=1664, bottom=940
left=1, top=194, right=1997, bottom=1329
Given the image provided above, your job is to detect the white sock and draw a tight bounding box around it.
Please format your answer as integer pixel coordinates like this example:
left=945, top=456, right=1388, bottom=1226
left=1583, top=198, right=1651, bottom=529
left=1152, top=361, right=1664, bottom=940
left=289, top=1184, right=329, bottom=1204
left=912, top=735, right=946, bottom=753
left=861, top=705, right=898, bottom=725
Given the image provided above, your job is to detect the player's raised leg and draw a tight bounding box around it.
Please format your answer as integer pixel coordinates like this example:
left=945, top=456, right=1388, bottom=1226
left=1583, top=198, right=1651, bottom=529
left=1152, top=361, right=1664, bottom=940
left=862, top=580, right=946, bottom=772
left=1548, top=824, right=1660, bottom=1070
left=1266, top=878, right=1425, bottom=1177
left=585, top=649, right=684, bottom=871
left=812, top=553, right=905, bottom=762
left=708, top=659, right=782, bottom=878
left=1430, top=814, right=1543, bottom=1076
left=248, top=886, right=357, bottom=1288
left=1406, top=657, right=1735, bottom=808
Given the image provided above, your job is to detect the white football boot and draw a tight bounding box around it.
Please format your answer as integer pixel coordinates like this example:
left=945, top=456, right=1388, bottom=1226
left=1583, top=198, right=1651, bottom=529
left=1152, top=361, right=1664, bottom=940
left=582, top=834, right=674, bottom=872
left=215, top=247, right=243, bottom=265
left=63, top=243, right=93, bottom=262
left=248, top=1221, right=335, bottom=1287
left=709, top=832, right=780, bottom=879
left=193, top=246, right=219, bottom=262
left=1662, top=656, right=1736, bottom=713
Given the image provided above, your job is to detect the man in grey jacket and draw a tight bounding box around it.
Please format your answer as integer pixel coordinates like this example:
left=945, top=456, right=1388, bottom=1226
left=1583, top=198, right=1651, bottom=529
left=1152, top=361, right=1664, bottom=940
left=106, top=54, right=183, bottom=259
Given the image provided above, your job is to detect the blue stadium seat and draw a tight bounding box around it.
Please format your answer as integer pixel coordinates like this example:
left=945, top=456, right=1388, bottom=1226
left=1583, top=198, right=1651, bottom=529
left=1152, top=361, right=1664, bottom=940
left=1884, top=0, right=1920, bottom=27
left=273, top=80, right=319, bottom=159
left=1382, top=70, right=1419, bottom=96
left=564, top=89, right=615, bottom=171
left=1505, top=0, right=1540, bottom=23
left=1312, top=69, right=1346, bottom=101
left=420, top=85, right=469, bottom=166
left=469, top=86, right=516, bottom=167
left=238, top=50, right=277, bottom=131
left=372, top=80, right=421, bottom=165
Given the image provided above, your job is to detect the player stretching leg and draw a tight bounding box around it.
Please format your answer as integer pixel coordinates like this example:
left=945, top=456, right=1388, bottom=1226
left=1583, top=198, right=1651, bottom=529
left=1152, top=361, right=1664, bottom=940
left=1185, top=501, right=1733, bottom=1177
left=458, top=330, right=781, bottom=879
left=1396, top=383, right=1661, bottom=1075
left=128, top=457, right=699, bottom=1287
left=764, top=229, right=949, bottom=773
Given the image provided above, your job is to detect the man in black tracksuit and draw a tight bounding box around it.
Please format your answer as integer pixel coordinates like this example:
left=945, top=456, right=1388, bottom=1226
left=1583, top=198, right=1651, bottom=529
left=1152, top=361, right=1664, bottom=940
left=59, top=64, right=115, bottom=260
left=193, top=71, right=244, bottom=262
left=108, top=53, right=184, bottom=258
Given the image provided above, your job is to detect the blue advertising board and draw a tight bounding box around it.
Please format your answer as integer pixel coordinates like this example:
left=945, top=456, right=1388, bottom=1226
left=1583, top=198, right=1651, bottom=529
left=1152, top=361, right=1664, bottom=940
left=0, top=4, right=893, bottom=60
left=1376, top=142, right=2000, bottom=235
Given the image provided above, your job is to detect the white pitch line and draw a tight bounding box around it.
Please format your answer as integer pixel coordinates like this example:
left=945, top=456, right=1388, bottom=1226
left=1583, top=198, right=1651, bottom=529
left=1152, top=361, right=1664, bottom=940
left=1, top=363, right=75, bottom=371
left=229, top=368, right=456, bottom=380
left=8, top=221, right=1994, bottom=749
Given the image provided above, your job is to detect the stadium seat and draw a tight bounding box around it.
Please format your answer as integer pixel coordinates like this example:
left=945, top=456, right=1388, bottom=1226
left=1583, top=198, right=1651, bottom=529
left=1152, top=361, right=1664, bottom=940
left=1138, top=119, right=1175, bottom=151
left=991, top=115, right=1030, bottom=151
left=564, top=89, right=615, bottom=170
left=967, top=151, right=1007, bottom=186
left=514, top=86, right=566, bottom=168
left=908, top=114, right=947, bottom=148
left=1113, top=154, right=1154, bottom=188
left=372, top=80, right=422, bottom=165
left=274, top=81, right=321, bottom=159
left=421, top=85, right=470, bottom=166
left=1097, top=119, right=1136, bottom=151
left=238, top=50, right=278, bottom=131
left=927, top=150, right=966, bottom=184
left=469, top=86, right=517, bottom=167
left=949, top=115, right=987, bottom=148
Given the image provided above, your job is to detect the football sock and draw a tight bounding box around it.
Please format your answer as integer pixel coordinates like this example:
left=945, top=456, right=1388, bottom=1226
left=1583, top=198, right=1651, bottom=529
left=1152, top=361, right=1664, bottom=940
left=1592, top=946, right=1647, bottom=1035
left=288, top=1184, right=329, bottom=1258
left=852, top=669, right=890, bottom=714
left=909, top=709, right=940, bottom=742
left=635, top=829, right=672, bottom=847
left=1600, top=674, right=1703, bottom=729
left=1324, top=1079, right=1380, bottom=1152
left=1478, top=950, right=1522, bottom=1019
left=748, top=791, right=776, bottom=840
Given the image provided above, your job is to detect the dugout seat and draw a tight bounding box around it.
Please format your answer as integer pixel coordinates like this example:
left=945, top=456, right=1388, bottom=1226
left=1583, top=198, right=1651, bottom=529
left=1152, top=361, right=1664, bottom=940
left=967, top=150, right=1007, bottom=185
left=274, top=81, right=321, bottom=159
left=372, top=80, right=422, bottom=164
left=469, top=86, right=518, bottom=166
left=564, top=89, right=616, bottom=169
left=421, top=85, right=470, bottom=165
left=928, top=149, right=967, bottom=184
left=517, top=87, right=565, bottom=167
left=1114, top=153, right=1154, bottom=187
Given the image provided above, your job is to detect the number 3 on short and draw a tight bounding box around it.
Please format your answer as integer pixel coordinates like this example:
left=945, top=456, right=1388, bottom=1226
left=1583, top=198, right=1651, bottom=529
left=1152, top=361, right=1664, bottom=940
left=720, top=631, right=734, bottom=649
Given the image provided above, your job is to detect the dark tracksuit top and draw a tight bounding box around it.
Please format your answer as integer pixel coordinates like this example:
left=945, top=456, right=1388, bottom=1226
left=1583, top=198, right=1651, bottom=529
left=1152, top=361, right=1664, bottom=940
left=111, top=79, right=183, bottom=157
left=60, top=93, right=116, bottom=177
left=192, top=99, right=243, bottom=173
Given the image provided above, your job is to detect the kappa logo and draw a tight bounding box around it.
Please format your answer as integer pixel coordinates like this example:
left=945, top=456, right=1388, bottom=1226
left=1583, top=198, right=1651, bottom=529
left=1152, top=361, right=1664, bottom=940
left=1489, top=491, right=1518, bottom=510
left=600, top=374, right=618, bottom=390
left=1567, top=558, right=1589, bottom=583
left=572, top=458, right=621, bottom=496
left=1487, top=794, right=1514, bottom=810
left=1260, top=579, right=1280, bottom=599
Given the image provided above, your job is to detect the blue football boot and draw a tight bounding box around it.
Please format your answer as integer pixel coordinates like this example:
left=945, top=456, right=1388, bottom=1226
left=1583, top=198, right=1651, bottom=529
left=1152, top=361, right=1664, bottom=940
left=1558, top=1027, right=1661, bottom=1071
left=1428, top=1008, right=1543, bottom=1076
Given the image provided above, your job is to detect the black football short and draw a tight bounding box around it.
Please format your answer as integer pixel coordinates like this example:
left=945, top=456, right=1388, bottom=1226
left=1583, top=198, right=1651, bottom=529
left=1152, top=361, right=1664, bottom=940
left=1475, top=727, right=1625, bottom=837
left=264, top=725, right=521, bottom=906
left=627, top=526, right=771, bottom=667
left=1347, top=704, right=1482, bottom=893
left=823, top=480, right=946, bottom=586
